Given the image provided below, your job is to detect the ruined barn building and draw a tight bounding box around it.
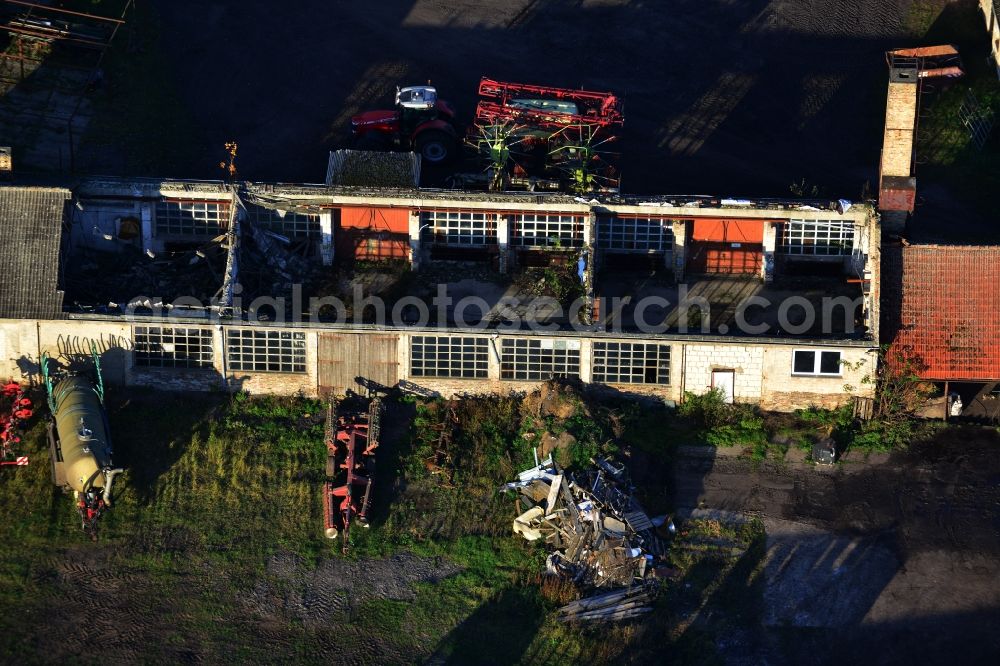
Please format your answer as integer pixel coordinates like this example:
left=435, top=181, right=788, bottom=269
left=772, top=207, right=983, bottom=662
left=0, top=175, right=882, bottom=412
left=3, top=39, right=996, bottom=414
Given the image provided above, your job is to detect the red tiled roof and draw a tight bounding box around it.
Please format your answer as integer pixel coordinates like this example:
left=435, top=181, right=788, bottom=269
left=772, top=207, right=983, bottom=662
left=884, top=244, right=1000, bottom=380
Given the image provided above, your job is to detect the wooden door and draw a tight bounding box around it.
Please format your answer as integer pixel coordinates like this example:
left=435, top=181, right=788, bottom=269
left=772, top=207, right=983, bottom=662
left=318, top=333, right=399, bottom=395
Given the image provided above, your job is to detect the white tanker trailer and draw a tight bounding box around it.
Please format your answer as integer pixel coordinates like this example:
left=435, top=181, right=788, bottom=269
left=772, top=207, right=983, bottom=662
left=42, top=348, right=123, bottom=539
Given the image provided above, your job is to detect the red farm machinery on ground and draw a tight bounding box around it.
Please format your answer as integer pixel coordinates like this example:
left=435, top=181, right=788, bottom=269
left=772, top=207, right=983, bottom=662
left=462, top=77, right=625, bottom=193
left=322, top=397, right=382, bottom=552
left=348, top=77, right=625, bottom=194
left=1, top=381, right=32, bottom=467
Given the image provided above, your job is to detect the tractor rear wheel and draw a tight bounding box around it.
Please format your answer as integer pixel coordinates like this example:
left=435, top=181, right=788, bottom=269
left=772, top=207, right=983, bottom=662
left=415, top=130, right=455, bottom=164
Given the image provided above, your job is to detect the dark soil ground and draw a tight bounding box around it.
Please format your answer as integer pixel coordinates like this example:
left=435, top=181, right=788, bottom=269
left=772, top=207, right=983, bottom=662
left=673, top=425, right=1000, bottom=665
left=116, top=0, right=934, bottom=197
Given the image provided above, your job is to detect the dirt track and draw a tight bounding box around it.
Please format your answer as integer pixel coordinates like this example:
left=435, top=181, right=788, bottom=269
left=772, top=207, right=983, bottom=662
left=149, top=0, right=926, bottom=197
left=673, top=428, right=1000, bottom=665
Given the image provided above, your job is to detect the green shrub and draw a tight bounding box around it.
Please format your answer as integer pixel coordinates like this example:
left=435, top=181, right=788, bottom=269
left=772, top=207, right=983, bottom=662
left=677, top=389, right=730, bottom=429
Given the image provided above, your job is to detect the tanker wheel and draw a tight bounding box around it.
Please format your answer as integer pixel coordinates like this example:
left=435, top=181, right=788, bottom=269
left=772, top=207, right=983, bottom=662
left=415, top=130, right=455, bottom=164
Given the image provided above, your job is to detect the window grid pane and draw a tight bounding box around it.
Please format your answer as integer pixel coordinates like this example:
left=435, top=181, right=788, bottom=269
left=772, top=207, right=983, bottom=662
left=155, top=200, right=230, bottom=236
left=511, top=213, right=584, bottom=248
left=226, top=329, right=306, bottom=373
left=779, top=220, right=855, bottom=256
left=410, top=335, right=488, bottom=378
left=420, top=210, right=498, bottom=246
left=499, top=338, right=581, bottom=381
left=592, top=342, right=670, bottom=385
left=596, top=216, right=675, bottom=252
left=135, top=326, right=214, bottom=369
left=247, top=204, right=320, bottom=238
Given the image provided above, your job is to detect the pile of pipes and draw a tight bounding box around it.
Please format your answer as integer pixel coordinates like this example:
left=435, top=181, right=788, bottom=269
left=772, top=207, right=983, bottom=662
left=556, top=586, right=655, bottom=623
left=504, top=453, right=669, bottom=612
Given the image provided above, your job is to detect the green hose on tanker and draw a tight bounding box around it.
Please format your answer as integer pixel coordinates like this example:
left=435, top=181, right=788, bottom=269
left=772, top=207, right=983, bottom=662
left=42, top=344, right=123, bottom=508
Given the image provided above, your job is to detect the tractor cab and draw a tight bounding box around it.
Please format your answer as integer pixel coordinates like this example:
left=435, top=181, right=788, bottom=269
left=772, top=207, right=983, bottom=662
left=396, top=86, right=442, bottom=135
left=395, top=85, right=438, bottom=110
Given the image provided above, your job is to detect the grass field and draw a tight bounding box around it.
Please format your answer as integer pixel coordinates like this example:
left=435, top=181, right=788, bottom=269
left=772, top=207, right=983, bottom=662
left=0, top=387, right=671, bottom=663
left=2, top=380, right=979, bottom=663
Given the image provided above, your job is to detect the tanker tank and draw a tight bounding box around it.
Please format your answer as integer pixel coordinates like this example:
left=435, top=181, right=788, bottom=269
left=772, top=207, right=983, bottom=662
left=50, top=375, right=120, bottom=502
left=43, top=349, right=123, bottom=538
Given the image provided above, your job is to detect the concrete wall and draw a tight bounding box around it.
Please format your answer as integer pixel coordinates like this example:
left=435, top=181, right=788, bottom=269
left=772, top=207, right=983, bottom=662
left=760, top=346, right=873, bottom=411
left=0, top=318, right=874, bottom=412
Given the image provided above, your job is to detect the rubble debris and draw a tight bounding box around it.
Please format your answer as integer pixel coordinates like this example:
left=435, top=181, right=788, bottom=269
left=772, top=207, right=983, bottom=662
left=64, top=240, right=229, bottom=312
left=503, top=452, right=669, bottom=620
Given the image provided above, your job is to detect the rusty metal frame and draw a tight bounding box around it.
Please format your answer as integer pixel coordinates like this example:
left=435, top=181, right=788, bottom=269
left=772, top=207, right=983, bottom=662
left=322, top=399, right=381, bottom=552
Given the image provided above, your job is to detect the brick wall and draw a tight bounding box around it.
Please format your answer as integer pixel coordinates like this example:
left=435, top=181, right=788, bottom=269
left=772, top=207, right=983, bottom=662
left=682, top=344, right=764, bottom=400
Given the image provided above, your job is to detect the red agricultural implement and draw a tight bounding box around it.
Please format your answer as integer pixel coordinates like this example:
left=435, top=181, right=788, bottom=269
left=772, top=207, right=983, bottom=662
left=1, top=381, right=32, bottom=467
left=475, top=77, right=624, bottom=129
left=322, top=398, right=381, bottom=552
left=464, top=77, right=625, bottom=193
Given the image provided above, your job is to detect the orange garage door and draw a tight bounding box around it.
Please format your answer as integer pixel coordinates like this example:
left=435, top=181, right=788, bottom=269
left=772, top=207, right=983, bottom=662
left=687, top=218, right=765, bottom=275
left=687, top=241, right=763, bottom=274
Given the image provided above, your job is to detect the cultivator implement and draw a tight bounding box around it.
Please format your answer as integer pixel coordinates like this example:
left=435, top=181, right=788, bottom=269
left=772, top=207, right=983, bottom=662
left=466, top=77, right=625, bottom=194
left=323, top=398, right=382, bottom=551
left=1, top=381, right=32, bottom=466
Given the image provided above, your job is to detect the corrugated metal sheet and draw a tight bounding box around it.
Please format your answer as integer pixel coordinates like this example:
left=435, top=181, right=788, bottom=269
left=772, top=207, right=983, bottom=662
left=885, top=244, right=1000, bottom=380
left=318, top=333, right=398, bottom=394
left=0, top=186, right=70, bottom=318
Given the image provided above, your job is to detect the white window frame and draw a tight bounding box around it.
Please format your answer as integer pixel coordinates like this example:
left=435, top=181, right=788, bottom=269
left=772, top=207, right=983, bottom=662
left=226, top=329, right=307, bottom=374
left=246, top=205, right=320, bottom=238
left=779, top=219, right=855, bottom=256
left=134, top=326, right=214, bottom=369
left=596, top=216, right=674, bottom=252
left=420, top=210, right=498, bottom=246
left=511, top=213, right=584, bottom=248
left=592, top=342, right=671, bottom=385
left=410, top=336, right=489, bottom=379
left=791, top=349, right=843, bottom=377
left=500, top=338, right=581, bottom=381
left=155, top=199, right=230, bottom=237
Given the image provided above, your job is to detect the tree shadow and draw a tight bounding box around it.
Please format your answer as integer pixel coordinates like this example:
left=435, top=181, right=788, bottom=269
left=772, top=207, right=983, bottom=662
left=431, top=586, right=548, bottom=665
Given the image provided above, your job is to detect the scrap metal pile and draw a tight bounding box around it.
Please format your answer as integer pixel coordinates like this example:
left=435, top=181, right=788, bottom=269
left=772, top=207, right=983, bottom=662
left=504, top=453, right=667, bottom=617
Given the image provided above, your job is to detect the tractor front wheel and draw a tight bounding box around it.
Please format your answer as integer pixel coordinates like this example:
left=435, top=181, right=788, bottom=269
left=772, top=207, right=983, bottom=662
left=415, top=130, right=455, bottom=165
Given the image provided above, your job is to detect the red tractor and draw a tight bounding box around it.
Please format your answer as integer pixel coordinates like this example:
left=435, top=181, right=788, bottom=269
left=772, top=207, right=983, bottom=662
left=351, top=85, right=460, bottom=164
